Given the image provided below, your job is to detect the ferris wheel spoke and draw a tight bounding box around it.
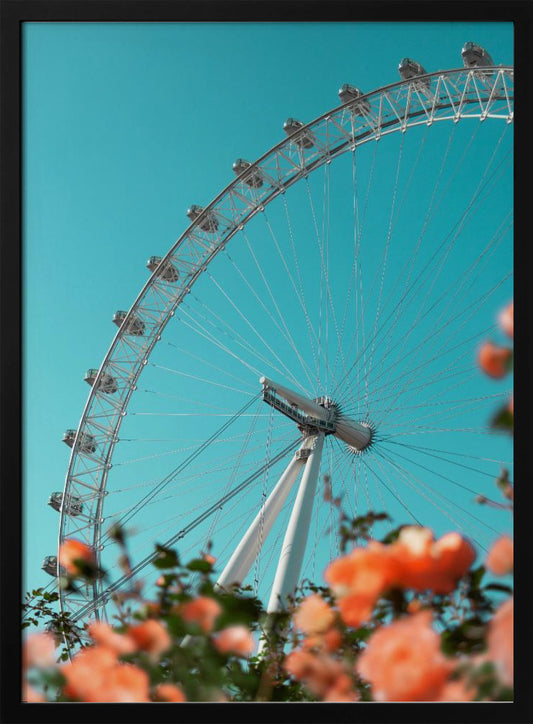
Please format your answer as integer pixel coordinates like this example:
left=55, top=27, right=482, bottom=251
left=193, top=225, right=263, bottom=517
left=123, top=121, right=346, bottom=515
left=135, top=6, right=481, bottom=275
left=364, top=133, right=406, bottom=414
left=366, top=125, right=482, bottom=391
left=113, top=421, right=294, bottom=467
left=148, top=363, right=255, bottom=397
left=373, top=152, right=512, bottom=401
left=356, top=297, right=502, bottom=420
left=205, top=269, right=309, bottom=395
left=161, top=340, right=258, bottom=393
left=279, top=193, right=322, bottom=378
left=222, top=244, right=317, bottom=392
left=304, top=171, right=356, bottom=395
left=371, top=448, right=495, bottom=550
left=382, top=387, right=510, bottom=432
left=177, top=302, right=290, bottom=383
left=379, top=438, right=510, bottom=480
left=370, top=390, right=509, bottom=428
left=354, top=217, right=510, bottom=421
left=333, top=134, right=511, bottom=409
left=359, top=453, right=423, bottom=526
left=371, top=210, right=511, bottom=415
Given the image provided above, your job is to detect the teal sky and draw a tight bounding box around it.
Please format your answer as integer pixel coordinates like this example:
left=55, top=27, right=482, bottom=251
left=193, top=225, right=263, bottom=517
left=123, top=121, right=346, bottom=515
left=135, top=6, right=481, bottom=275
left=23, top=22, right=513, bottom=607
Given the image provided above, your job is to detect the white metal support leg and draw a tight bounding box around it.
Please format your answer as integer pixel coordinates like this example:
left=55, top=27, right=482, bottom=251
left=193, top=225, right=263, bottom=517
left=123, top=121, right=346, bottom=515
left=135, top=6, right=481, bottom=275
left=215, top=445, right=306, bottom=590
left=265, top=432, right=325, bottom=614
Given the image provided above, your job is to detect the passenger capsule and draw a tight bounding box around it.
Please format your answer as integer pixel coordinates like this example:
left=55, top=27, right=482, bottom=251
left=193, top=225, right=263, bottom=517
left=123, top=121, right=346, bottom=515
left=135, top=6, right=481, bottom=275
left=461, top=42, right=494, bottom=69
left=42, top=555, right=59, bottom=577
left=113, top=310, right=145, bottom=336
left=62, top=429, right=97, bottom=454
left=283, top=118, right=315, bottom=149
left=187, top=205, right=219, bottom=233
left=146, top=256, right=179, bottom=283
left=398, top=58, right=431, bottom=87
left=232, top=159, right=264, bottom=188
left=338, top=84, right=371, bottom=115
left=84, top=368, right=118, bottom=394
left=48, top=492, right=83, bottom=516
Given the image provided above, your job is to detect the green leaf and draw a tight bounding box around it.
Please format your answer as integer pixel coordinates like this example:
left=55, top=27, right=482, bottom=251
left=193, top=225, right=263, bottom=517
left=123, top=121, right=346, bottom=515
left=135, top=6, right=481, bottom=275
left=469, top=565, right=486, bottom=589
left=490, top=405, right=513, bottom=434
left=186, top=558, right=212, bottom=573
left=380, top=524, right=407, bottom=545
left=165, top=614, right=187, bottom=638
left=153, top=544, right=180, bottom=569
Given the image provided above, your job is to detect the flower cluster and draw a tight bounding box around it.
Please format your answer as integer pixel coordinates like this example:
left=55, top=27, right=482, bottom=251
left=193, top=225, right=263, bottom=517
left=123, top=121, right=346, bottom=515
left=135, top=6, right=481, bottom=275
left=283, top=527, right=512, bottom=702
left=324, top=527, right=475, bottom=628
left=22, top=301, right=513, bottom=703
left=22, top=520, right=514, bottom=703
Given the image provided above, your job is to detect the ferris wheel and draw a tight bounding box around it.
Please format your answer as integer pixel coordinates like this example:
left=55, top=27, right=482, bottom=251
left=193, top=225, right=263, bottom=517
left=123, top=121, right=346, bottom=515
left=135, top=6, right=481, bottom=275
left=44, top=43, right=514, bottom=645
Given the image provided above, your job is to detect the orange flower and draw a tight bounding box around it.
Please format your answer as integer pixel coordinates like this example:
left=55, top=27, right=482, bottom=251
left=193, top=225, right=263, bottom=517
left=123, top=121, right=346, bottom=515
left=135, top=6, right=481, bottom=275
left=293, top=594, right=335, bottom=635
left=356, top=611, right=452, bottom=701
left=486, top=535, right=513, bottom=576
left=181, top=596, right=221, bottom=633
left=23, top=632, right=56, bottom=669
left=58, top=538, right=97, bottom=576
left=337, top=591, right=377, bottom=628
left=325, top=541, right=400, bottom=599
left=432, top=531, right=477, bottom=588
left=322, top=627, right=343, bottom=652
left=127, top=620, right=171, bottom=660
left=392, top=527, right=475, bottom=594
left=284, top=648, right=347, bottom=699
left=478, top=342, right=512, bottom=379
left=61, top=645, right=150, bottom=702
left=61, top=645, right=118, bottom=701
left=87, top=622, right=137, bottom=655
left=213, top=625, right=255, bottom=657
left=141, top=601, right=162, bottom=618
left=498, top=301, right=513, bottom=339
left=301, top=627, right=343, bottom=653
left=436, top=677, right=476, bottom=701
left=86, top=663, right=150, bottom=702
left=322, top=672, right=359, bottom=702
left=153, top=683, right=186, bottom=702
left=487, top=598, right=513, bottom=687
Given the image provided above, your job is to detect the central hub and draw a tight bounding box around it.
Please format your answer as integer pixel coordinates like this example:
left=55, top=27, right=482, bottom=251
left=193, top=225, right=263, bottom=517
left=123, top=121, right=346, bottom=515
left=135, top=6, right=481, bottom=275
left=260, top=376, right=373, bottom=452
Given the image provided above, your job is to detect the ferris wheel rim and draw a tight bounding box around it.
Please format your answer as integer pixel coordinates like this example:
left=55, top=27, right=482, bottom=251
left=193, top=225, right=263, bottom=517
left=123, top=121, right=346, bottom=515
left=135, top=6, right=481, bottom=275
left=57, top=65, right=514, bottom=630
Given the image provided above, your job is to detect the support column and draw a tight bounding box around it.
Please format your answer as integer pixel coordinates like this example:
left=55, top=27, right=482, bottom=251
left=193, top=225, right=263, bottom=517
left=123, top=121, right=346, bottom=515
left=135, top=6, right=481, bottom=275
left=266, top=432, right=325, bottom=614
left=215, top=447, right=306, bottom=590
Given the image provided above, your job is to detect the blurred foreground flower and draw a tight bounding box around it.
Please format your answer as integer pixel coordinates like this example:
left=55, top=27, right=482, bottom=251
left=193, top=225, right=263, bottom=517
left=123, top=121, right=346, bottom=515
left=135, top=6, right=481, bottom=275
left=61, top=645, right=150, bottom=702
left=498, top=301, right=513, bottom=339
left=486, top=535, right=513, bottom=577
left=325, top=527, right=475, bottom=628
left=356, top=610, right=452, bottom=701
left=213, top=625, right=255, bottom=657
left=58, top=539, right=99, bottom=578
left=181, top=596, right=221, bottom=633
left=284, top=648, right=358, bottom=701
left=23, top=631, right=56, bottom=670
left=293, top=594, right=335, bottom=635
left=478, top=342, right=512, bottom=379
left=487, top=598, right=513, bottom=688
left=153, top=683, right=186, bottom=702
